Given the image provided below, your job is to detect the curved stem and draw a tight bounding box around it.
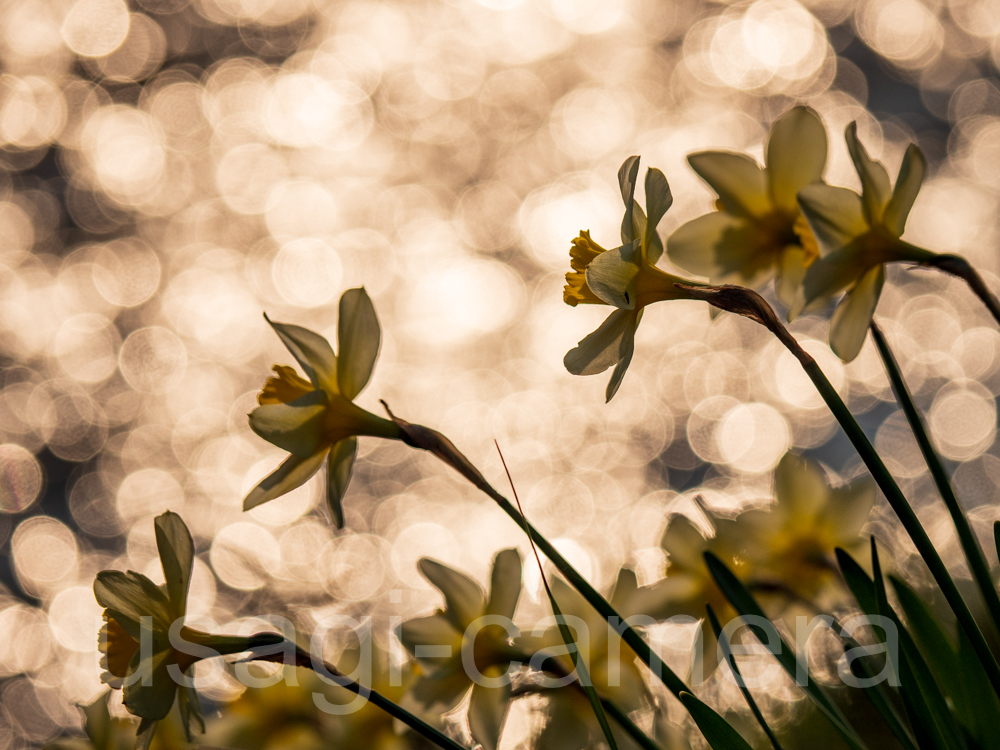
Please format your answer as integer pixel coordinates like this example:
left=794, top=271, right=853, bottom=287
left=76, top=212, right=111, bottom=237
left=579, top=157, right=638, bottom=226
left=251, top=645, right=469, bottom=750
left=678, top=284, right=1000, bottom=697
left=924, top=254, right=1000, bottom=328
left=380, top=401, right=692, bottom=700
left=871, top=320, right=1000, bottom=638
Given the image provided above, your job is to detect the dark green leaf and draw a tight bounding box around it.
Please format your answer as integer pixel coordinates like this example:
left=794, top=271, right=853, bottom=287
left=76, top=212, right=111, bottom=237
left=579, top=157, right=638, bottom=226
left=706, top=604, right=783, bottom=750
left=704, top=551, right=866, bottom=750
left=680, top=692, right=754, bottom=750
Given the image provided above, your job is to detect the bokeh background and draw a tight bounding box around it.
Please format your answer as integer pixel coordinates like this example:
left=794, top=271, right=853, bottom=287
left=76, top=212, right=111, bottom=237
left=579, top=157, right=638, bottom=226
left=1, top=0, right=1000, bottom=746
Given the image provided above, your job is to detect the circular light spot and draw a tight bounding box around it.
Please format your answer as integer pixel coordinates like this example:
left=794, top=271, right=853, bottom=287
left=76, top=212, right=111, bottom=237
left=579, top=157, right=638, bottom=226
left=0, top=445, right=42, bottom=513
left=772, top=338, right=846, bottom=409
left=272, top=238, right=343, bottom=308
left=90, top=238, right=161, bottom=307
left=716, top=402, right=790, bottom=473
left=11, top=517, right=78, bottom=597
left=119, top=326, right=187, bottom=392
left=322, top=533, right=394, bottom=602
left=929, top=382, right=996, bottom=461
left=53, top=313, right=120, bottom=384
left=69, top=473, right=124, bottom=537
left=117, top=468, right=183, bottom=522
left=403, top=258, right=523, bottom=345
left=0, top=606, right=53, bottom=675
left=48, top=586, right=102, bottom=652
left=210, top=522, right=280, bottom=591
left=62, top=0, right=130, bottom=57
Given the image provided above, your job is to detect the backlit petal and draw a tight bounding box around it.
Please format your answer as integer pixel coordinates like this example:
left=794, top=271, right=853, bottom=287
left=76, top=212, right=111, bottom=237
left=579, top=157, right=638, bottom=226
left=845, top=122, right=891, bottom=225
left=419, top=558, right=486, bottom=631
left=564, top=309, right=636, bottom=377
left=667, top=212, right=740, bottom=278
left=242, top=449, right=327, bottom=511
left=688, top=151, right=771, bottom=219
left=468, top=681, right=511, bottom=750
left=485, top=548, right=522, bottom=620
left=585, top=241, right=640, bottom=310
left=154, top=512, right=193, bottom=618
left=766, top=106, right=828, bottom=212
left=264, top=316, right=339, bottom=396
left=882, top=144, right=926, bottom=237
left=336, top=288, right=380, bottom=401
left=797, top=183, right=868, bottom=256
left=829, top=264, right=885, bottom=362
left=248, top=389, right=327, bottom=458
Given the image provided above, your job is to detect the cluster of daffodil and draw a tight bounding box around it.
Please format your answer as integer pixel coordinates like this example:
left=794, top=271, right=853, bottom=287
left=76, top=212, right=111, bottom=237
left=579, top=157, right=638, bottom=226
left=82, top=103, right=1000, bottom=750
left=565, top=106, right=950, bottom=393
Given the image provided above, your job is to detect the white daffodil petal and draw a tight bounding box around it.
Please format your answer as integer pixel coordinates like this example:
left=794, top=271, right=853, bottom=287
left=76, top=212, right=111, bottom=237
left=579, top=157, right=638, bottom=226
left=154, top=512, right=194, bottom=617
left=882, top=144, right=926, bottom=238
left=325, top=436, right=358, bottom=528
left=585, top=242, right=640, bottom=309
left=485, top=549, right=522, bottom=620
left=564, top=309, right=636, bottom=377
left=398, top=613, right=461, bottom=654
left=829, top=264, right=885, bottom=362
left=845, top=122, right=891, bottom=225
left=644, top=167, right=672, bottom=264
left=264, top=316, right=339, bottom=396
left=797, top=184, right=868, bottom=256
left=776, top=245, right=808, bottom=309
left=337, top=288, right=381, bottom=401
left=666, top=212, right=742, bottom=278
left=618, top=156, right=641, bottom=243
left=688, top=151, right=771, bottom=219
left=243, top=449, right=327, bottom=511
left=774, top=452, right=828, bottom=519
left=419, top=558, right=486, bottom=631
left=604, top=317, right=635, bottom=402
left=94, top=571, right=172, bottom=632
left=801, top=240, right=869, bottom=307
left=468, top=681, right=511, bottom=750
left=248, top=390, right=328, bottom=458
left=766, top=105, right=828, bottom=212
left=826, top=477, right=877, bottom=541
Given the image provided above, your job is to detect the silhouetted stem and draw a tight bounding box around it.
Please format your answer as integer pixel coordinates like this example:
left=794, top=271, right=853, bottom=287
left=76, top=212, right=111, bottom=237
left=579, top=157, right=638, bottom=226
left=925, top=254, right=1000, bottom=328
left=677, top=284, right=1000, bottom=698
left=380, top=400, right=692, bottom=700
left=871, top=320, right=1000, bottom=638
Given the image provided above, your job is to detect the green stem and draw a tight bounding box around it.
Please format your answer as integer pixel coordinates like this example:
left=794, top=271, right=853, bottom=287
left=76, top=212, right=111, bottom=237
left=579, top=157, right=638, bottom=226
left=706, top=604, right=784, bottom=750
left=380, top=401, right=691, bottom=700
left=252, top=645, right=469, bottom=750
left=677, top=284, right=1000, bottom=697
left=871, top=320, right=1000, bottom=638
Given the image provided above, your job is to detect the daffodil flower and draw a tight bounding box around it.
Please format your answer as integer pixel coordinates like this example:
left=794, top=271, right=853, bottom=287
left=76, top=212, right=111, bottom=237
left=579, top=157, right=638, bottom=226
left=652, top=451, right=874, bottom=674
left=795, top=123, right=934, bottom=361
left=667, top=106, right=827, bottom=307
left=246, top=287, right=403, bottom=526
left=397, top=550, right=523, bottom=750
left=563, top=156, right=702, bottom=401
left=94, top=512, right=283, bottom=747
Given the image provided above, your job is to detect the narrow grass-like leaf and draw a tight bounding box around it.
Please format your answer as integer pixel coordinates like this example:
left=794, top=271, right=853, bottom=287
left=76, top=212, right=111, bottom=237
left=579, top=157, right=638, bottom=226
left=706, top=604, right=783, bottom=750
left=872, top=321, right=1000, bottom=640
left=892, top=576, right=1000, bottom=749
left=683, top=284, right=1000, bottom=696
left=839, top=543, right=964, bottom=750
left=679, top=692, right=754, bottom=750
left=703, top=552, right=867, bottom=750
left=496, top=443, right=618, bottom=750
